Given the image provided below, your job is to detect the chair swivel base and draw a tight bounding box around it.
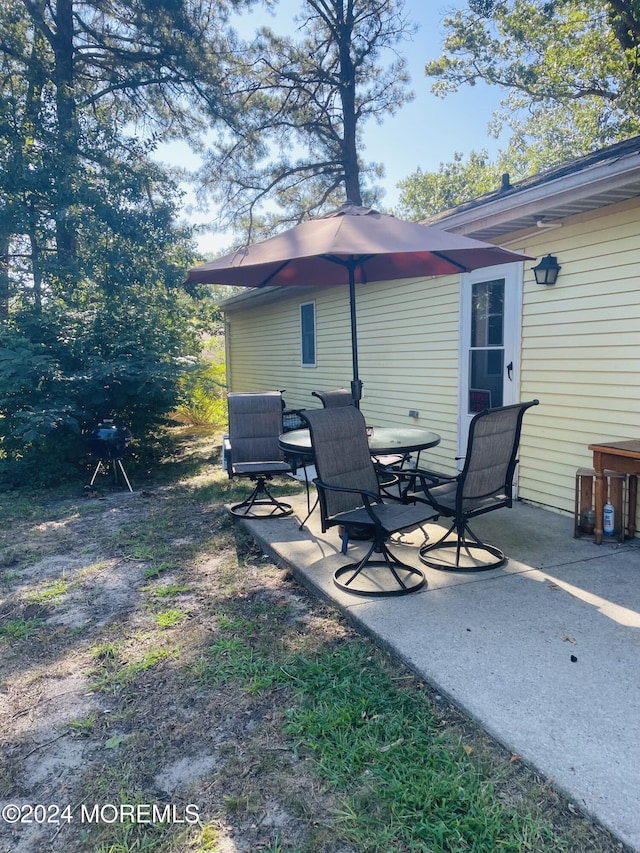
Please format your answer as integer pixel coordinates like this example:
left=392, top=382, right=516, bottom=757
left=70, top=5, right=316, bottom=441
left=229, top=478, right=293, bottom=519
left=334, top=539, right=426, bottom=597
left=418, top=522, right=505, bottom=572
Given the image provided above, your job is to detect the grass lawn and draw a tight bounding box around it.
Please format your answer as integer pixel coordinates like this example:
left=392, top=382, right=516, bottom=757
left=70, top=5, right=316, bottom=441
left=0, top=427, right=628, bottom=853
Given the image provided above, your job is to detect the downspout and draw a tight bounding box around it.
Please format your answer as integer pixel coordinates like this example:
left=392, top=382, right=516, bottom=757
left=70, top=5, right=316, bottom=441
left=224, top=315, right=232, bottom=394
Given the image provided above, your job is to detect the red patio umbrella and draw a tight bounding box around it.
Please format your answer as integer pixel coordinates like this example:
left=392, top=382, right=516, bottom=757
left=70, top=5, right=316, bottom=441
left=187, top=202, right=532, bottom=404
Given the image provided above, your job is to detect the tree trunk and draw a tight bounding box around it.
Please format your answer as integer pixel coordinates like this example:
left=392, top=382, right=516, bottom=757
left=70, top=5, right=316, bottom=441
left=0, top=234, right=9, bottom=321
left=29, top=228, right=43, bottom=314
left=52, top=0, right=78, bottom=268
left=337, top=5, right=362, bottom=205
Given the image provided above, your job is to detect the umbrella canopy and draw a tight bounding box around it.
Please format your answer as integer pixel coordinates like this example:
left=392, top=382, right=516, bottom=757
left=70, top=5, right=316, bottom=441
left=187, top=203, right=533, bottom=402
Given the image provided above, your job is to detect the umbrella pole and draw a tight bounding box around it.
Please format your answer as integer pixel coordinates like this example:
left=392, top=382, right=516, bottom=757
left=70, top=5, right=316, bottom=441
left=349, top=266, right=363, bottom=408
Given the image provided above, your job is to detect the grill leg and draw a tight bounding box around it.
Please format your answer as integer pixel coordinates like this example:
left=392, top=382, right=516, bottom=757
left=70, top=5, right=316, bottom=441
left=89, top=458, right=133, bottom=492
left=89, top=460, right=105, bottom=486
left=116, top=459, right=134, bottom=493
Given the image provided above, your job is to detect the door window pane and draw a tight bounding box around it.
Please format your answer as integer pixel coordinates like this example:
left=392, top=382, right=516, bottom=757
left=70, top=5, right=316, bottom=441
left=471, top=280, right=504, bottom=347
left=469, top=279, right=505, bottom=411
left=470, top=350, right=504, bottom=410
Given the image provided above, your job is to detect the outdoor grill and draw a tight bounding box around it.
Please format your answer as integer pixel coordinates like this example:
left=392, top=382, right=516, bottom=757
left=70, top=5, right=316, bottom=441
left=86, top=419, right=133, bottom=492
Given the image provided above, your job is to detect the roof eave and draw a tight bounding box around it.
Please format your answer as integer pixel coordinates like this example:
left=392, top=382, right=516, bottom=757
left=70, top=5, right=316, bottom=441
left=220, top=284, right=322, bottom=312
left=425, top=147, right=640, bottom=239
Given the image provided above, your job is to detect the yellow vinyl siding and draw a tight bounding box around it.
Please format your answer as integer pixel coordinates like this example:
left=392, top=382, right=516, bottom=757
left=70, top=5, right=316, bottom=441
left=226, top=274, right=461, bottom=475
left=353, top=274, right=460, bottom=475
left=517, top=199, right=640, bottom=522
left=226, top=286, right=353, bottom=405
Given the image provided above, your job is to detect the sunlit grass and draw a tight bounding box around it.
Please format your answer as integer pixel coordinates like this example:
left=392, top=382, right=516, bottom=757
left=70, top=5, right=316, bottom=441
left=155, top=609, right=184, bottom=628
left=0, top=426, right=621, bottom=853
left=90, top=644, right=180, bottom=691
left=196, top=629, right=576, bottom=852
left=0, top=617, right=44, bottom=640
left=153, top=584, right=190, bottom=597
left=27, top=575, right=69, bottom=603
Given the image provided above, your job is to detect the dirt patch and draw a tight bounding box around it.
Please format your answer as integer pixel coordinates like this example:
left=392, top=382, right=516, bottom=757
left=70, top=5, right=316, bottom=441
left=0, top=434, right=357, bottom=853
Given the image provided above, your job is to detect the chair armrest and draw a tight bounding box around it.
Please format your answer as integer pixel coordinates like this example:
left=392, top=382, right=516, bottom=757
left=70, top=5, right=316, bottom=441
left=398, top=467, right=455, bottom=486
left=223, top=436, right=233, bottom=478
left=313, top=478, right=382, bottom=506
left=398, top=467, right=457, bottom=502
left=313, top=478, right=385, bottom=527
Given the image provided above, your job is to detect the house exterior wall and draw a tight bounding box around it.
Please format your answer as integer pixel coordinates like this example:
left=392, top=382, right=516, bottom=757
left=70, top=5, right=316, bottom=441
left=225, top=273, right=461, bottom=476
left=516, top=198, right=640, bottom=521
left=223, top=196, right=640, bottom=527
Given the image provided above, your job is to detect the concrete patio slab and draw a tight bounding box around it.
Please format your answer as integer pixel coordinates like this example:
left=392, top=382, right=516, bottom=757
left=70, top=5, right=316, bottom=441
left=236, top=494, right=640, bottom=851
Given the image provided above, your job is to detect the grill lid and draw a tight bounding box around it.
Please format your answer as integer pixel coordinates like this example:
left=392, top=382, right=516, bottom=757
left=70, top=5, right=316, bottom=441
left=87, top=419, right=132, bottom=459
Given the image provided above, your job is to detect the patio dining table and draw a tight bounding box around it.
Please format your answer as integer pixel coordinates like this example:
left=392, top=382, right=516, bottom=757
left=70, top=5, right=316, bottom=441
left=279, top=424, right=441, bottom=462
left=279, top=423, right=441, bottom=526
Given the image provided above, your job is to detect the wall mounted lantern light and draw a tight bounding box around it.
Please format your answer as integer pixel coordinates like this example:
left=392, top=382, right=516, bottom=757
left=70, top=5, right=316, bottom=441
left=532, top=254, right=561, bottom=285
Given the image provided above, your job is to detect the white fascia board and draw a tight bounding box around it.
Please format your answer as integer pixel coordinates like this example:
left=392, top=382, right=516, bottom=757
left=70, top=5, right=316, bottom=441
left=428, top=151, right=640, bottom=235
left=220, top=284, right=320, bottom=311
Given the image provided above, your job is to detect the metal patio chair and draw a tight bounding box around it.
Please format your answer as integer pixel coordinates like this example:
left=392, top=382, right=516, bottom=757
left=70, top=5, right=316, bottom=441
left=311, top=388, right=355, bottom=407
left=303, top=406, right=438, bottom=597
left=311, top=387, right=407, bottom=475
left=406, top=400, right=539, bottom=571
left=225, top=391, right=294, bottom=518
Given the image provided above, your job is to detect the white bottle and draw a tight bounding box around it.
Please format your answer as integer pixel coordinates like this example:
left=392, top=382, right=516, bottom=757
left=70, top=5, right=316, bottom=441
left=603, top=501, right=615, bottom=535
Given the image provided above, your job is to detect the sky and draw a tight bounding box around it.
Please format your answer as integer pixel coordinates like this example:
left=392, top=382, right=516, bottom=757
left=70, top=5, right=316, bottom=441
left=157, top=1, right=506, bottom=254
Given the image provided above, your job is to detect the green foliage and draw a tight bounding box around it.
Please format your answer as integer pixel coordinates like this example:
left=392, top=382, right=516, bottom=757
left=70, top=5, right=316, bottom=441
left=175, top=335, right=228, bottom=426
left=395, top=150, right=503, bottom=219
left=398, top=1, right=640, bottom=218
left=0, top=0, right=246, bottom=486
left=153, top=584, right=190, bottom=597
left=91, top=645, right=180, bottom=691
left=155, top=608, right=184, bottom=628
left=0, top=617, right=43, bottom=640
left=27, top=576, right=69, bottom=604
left=0, top=266, right=204, bottom=486
left=0, top=119, right=212, bottom=487
left=425, top=0, right=640, bottom=167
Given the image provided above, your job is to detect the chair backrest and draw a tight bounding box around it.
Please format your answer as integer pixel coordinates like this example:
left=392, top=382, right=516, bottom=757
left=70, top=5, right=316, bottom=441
left=303, top=406, right=380, bottom=519
left=227, top=391, right=285, bottom=464
left=311, top=388, right=354, bottom=408
left=459, top=400, right=539, bottom=508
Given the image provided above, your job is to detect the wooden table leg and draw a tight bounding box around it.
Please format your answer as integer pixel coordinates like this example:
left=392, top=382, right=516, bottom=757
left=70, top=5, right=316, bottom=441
left=593, top=453, right=605, bottom=545
left=629, top=474, right=637, bottom=539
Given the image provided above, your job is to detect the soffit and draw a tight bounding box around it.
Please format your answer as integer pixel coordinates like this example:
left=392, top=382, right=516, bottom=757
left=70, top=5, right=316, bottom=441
left=426, top=138, right=640, bottom=242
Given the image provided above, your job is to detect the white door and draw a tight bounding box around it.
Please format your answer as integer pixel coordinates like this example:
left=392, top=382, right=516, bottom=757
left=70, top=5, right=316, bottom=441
left=458, top=263, right=523, bottom=464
